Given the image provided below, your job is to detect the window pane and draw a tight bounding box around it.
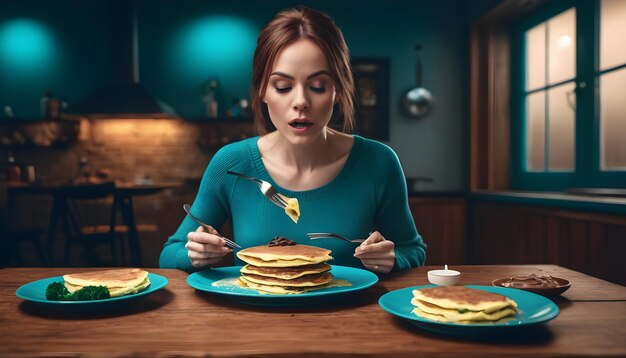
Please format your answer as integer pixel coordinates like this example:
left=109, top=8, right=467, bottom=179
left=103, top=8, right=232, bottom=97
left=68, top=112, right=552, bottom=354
left=600, top=0, right=626, bottom=70
left=548, top=8, right=576, bottom=84
left=548, top=83, right=576, bottom=171
left=600, top=67, right=626, bottom=169
left=527, top=91, right=546, bottom=171
left=526, top=24, right=546, bottom=91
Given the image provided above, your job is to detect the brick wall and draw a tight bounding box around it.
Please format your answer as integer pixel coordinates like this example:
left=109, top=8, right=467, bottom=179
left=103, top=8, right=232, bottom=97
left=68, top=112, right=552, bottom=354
left=5, top=117, right=255, bottom=267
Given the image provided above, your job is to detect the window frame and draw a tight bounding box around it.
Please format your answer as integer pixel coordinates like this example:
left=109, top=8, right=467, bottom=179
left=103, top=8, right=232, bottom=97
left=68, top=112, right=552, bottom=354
left=511, top=0, right=626, bottom=191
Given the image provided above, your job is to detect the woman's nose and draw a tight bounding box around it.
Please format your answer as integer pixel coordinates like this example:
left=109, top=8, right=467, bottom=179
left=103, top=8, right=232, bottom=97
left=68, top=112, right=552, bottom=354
left=292, top=86, right=310, bottom=111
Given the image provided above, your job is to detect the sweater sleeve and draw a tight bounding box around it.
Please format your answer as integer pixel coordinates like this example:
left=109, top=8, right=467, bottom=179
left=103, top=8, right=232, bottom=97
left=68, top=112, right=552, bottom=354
left=159, top=143, right=241, bottom=271
left=370, top=142, right=427, bottom=270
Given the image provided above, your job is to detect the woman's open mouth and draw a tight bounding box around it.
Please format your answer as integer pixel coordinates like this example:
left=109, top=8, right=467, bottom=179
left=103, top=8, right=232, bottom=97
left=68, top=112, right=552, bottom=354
left=289, top=118, right=313, bottom=131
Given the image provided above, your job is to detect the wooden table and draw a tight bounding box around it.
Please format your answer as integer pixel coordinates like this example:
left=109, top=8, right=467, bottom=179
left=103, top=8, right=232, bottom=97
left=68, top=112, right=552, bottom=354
left=6, top=182, right=179, bottom=266
left=1, top=265, right=625, bottom=357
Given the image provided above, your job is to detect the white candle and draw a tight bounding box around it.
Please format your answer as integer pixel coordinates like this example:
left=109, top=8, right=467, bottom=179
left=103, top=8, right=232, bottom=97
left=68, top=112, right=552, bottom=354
left=428, top=264, right=461, bottom=286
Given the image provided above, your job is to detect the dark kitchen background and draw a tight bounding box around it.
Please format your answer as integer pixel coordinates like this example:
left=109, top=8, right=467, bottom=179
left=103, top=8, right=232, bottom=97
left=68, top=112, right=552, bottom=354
left=1, top=0, right=624, bottom=286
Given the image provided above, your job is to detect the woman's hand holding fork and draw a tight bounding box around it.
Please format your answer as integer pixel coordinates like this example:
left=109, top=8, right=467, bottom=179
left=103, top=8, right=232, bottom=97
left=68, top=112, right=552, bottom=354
left=353, top=231, right=395, bottom=273
left=186, top=225, right=232, bottom=268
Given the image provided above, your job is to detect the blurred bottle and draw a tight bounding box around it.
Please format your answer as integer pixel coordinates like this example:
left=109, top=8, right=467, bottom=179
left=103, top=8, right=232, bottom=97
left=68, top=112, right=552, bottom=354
left=41, top=90, right=61, bottom=120
left=48, top=97, right=61, bottom=120
left=21, top=165, right=36, bottom=183
left=41, top=90, right=51, bottom=119
left=3, top=105, right=14, bottom=118
left=6, top=151, right=21, bottom=182
left=74, top=156, right=91, bottom=184
left=231, top=98, right=241, bottom=118
left=226, top=98, right=241, bottom=119
left=206, top=97, right=218, bottom=118
left=239, top=99, right=250, bottom=119
left=202, top=78, right=219, bottom=119
left=60, top=96, right=69, bottom=113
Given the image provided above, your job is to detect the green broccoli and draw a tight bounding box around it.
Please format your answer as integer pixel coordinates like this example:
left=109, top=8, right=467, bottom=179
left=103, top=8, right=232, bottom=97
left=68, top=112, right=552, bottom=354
left=45, top=282, right=111, bottom=301
left=46, top=282, right=72, bottom=300
left=72, top=285, right=110, bottom=300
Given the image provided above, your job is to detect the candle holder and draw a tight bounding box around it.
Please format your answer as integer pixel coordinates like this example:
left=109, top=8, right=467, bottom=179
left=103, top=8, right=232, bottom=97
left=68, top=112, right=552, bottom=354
left=427, top=265, right=461, bottom=286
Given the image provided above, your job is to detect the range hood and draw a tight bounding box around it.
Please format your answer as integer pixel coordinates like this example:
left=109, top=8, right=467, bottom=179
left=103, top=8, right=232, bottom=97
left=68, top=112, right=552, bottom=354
left=68, top=0, right=177, bottom=118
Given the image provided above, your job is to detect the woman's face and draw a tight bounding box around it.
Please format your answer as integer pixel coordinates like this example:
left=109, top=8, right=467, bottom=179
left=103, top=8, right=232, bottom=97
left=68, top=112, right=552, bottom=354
left=263, top=38, right=337, bottom=144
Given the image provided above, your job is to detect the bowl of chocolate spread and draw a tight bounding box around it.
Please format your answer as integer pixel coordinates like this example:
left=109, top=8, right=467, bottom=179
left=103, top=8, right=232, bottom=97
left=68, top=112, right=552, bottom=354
left=492, top=274, right=571, bottom=297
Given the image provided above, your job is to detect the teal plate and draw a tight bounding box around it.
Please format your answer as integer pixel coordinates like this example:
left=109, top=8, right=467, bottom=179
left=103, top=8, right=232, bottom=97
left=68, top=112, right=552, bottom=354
left=15, top=273, right=168, bottom=312
left=379, top=285, right=559, bottom=336
left=187, top=265, right=378, bottom=307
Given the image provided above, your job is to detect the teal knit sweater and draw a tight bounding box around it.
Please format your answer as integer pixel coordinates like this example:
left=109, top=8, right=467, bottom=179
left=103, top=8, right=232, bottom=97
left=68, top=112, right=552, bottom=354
left=159, top=135, right=426, bottom=272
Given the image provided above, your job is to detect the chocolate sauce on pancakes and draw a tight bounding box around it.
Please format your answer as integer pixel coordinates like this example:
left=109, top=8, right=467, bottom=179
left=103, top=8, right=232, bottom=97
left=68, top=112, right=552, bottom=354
left=268, top=236, right=296, bottom=247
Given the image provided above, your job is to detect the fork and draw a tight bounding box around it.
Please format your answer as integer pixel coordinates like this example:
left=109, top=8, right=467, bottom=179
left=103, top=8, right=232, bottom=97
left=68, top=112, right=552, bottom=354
left=182, top=204, right=242, bottom=249
left=307, top=232, right=365, bottom=244
left=226, top=170, right=288, bottom=209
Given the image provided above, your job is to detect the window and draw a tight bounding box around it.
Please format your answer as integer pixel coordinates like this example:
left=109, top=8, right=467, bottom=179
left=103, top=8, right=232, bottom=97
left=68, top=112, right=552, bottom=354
left=513, top=0, right=626, bottom=190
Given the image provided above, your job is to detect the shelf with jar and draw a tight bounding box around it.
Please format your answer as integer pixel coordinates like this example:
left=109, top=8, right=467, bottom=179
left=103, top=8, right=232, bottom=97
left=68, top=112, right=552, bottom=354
left=0, top=116, right=81, bottom=148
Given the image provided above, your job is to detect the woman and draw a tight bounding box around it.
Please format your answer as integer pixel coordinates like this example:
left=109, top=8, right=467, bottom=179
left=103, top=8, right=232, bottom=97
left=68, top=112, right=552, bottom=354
left=160, top=6, right=426, bottom=273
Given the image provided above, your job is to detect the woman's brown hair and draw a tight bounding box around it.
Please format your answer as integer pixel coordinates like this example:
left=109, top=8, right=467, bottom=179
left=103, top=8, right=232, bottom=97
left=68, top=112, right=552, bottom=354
left=251, top=6, right=355, bottom=135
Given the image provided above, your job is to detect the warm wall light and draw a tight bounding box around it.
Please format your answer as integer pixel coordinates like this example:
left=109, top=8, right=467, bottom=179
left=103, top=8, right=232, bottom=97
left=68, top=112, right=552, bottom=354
left=558, top=35, right=571, bottom=49
left=86, top=117, right=187, bottom=146
left=98, top=118, right=184, bottom=137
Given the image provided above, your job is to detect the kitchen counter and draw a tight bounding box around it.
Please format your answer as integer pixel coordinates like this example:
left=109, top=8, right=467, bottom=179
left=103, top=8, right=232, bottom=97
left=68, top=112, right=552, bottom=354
left=472, top=190, right=626, bottom=215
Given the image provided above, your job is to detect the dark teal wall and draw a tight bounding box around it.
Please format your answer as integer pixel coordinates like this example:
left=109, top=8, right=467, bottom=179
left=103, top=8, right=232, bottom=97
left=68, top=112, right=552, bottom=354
left=0, top=0, right=111, bottom=119
left=137, top=0, right=474, bottom=190
left=0, top=0, right=503, bottom=190
left=138, top=0, right=472, bottom=119
left=138, top=0, right=263, bottom=119
left=0, top=0, right=482, bottom=120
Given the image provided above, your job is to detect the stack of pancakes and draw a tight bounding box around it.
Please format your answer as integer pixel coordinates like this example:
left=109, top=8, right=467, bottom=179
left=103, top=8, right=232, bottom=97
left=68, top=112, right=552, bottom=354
left=411, top=286, right=518, bottom=324
left=236, top=242, right=333, bottom=294
left=63, top=268, right=151, bottom=297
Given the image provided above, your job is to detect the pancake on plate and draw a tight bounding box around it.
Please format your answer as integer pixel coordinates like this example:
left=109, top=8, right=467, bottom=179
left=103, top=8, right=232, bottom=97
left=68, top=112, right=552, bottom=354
left=238, top=277, right=337, bottom=294
left=63, top=268, right=151, bottom=297
left=411, top=286, right=518, bottom=324
left=236, top=237, right=333, bottom=294
left=240, top=262, right=331, bottom=279
left=236, top=239, right=332, bottom=268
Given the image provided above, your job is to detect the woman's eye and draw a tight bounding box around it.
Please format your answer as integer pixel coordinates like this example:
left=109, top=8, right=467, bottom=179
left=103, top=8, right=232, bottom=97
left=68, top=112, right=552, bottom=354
left=275, top=87, right=291, bottom=93
left=310, top=86, right=326, bottom=93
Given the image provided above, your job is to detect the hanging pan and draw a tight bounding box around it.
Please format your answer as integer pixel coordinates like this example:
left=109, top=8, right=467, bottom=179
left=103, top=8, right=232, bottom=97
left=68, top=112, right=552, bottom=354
left=401, top=44, right=433, bottom=118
